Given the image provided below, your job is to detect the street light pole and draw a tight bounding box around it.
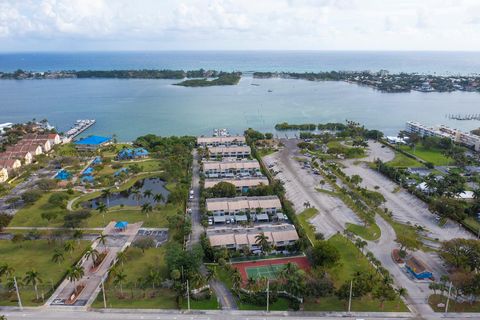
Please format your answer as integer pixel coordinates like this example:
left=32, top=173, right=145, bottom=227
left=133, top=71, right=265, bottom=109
left=266, top=279, right=270, bottom=313
left=13, top=276, right=23, bottom=310
left=186, top=279, right=191, bottom=311
left=348, top=279, right=353, bottom=313
left=445, top=281, right=453, bottom=313
left=101, top=277, right=107, bottom=308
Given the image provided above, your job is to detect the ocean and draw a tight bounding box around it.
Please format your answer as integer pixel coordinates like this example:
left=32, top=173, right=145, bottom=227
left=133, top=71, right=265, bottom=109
left=1, top=51, right=480, bottom=140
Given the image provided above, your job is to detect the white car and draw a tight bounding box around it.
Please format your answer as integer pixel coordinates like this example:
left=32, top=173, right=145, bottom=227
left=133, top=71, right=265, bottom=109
left=189, top=195, right=194, bottom=200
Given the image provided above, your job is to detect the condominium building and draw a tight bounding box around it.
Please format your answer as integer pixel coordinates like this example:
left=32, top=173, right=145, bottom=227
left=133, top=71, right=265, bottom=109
left=203, top=159, right=261, bottom=178
left=207, top=223, right=299, bottom=251
left=207, top=145, right=251, bottom=159
left=204, top=177, right=269, bottom=192
left=206, top=196, right=285, bottom=224
left=197, top=135, right=246, bottom=147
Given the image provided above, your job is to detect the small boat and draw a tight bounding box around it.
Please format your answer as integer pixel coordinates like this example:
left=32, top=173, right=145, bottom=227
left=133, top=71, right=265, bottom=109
left=268, top=89, right=273, bottom=92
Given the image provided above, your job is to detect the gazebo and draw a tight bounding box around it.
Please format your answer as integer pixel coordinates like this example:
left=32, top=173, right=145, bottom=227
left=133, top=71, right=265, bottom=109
left=114, top=221, right=128, bottom=232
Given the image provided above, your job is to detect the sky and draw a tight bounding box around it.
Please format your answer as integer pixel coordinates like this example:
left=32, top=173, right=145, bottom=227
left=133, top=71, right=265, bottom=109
left=1, top=0, right=480, bottom=51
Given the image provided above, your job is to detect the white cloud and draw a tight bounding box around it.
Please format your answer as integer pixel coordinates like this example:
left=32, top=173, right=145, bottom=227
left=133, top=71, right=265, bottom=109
left=0, top=0, right=479, bottom=50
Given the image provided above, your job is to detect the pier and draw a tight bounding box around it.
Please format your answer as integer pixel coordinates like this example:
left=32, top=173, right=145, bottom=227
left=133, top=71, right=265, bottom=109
left=65, top=119, right=96, bottom=139
left=445, top=114, right=480, bottom=121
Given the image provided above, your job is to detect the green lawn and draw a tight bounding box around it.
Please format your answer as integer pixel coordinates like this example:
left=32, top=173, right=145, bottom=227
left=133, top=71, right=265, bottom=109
left=429, top=294, right=480, bottom=312
left=238, top=297, right=291, bottom=311
left=399, top=144, right=452, bottom=166
left=93, top=246, right=178, bottom=309
left=82, top=204, right=178, bottom=228
left=0, top=240, right=89, bottom=306
left=326, top=234, right=373, bottom=287
left=387, top=152, right=424, bottom=168
left=301, top=234, right=408, bottom=312
left=179, top=294, right=219, bottom=310
left=346, top=223, right=381, bottom=241
left=303, top=295, right=406, bottom=312
left=298, top=208, right=319, bottom=244
left=9, top=192, right=79, bottom=228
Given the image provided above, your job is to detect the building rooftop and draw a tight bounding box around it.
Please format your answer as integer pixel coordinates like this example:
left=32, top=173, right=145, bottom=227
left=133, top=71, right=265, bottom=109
left=206, top=196, right=281, bottom=212
left=75, top=135, right=111, bottom=145
left=204, top=177, right=269, bottom=189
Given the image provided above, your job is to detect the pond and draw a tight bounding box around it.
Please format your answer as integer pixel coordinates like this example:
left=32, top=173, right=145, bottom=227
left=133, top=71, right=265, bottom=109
left=84, top=177, right=170, bottom=209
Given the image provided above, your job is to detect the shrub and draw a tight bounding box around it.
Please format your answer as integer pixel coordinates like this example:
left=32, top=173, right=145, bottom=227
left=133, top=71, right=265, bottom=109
left=21, top=189, right=43, bottom=204
left=48, top=192, right=69, bottom=208
left=63, top=210, right=91, bottom=228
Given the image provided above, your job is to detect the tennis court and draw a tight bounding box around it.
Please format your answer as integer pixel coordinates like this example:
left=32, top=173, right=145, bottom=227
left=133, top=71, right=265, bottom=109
left=231, top=256, right=310, bottom=283
left=245, top=263, right=287, bottom=280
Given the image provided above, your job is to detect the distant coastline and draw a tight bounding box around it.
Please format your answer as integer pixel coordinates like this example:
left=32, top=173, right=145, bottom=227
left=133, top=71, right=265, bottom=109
left=1, top=68, right=480, bottom=92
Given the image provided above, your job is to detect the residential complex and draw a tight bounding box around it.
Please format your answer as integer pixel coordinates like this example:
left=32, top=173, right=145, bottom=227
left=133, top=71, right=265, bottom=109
left=197, top=135, right=246, bottom=147
left=406, top=121, right=480, bottom=151
left=207, top=145, right=251, bottom=159
left=203, top=159, right=261, bottom=178
left=204, top=177, right=269, bottom=191
left=207, top=223, right=299, bottom=251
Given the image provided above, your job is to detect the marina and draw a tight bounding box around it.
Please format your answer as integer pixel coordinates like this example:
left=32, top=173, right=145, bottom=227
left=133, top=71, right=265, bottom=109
left=446, top=114, right=480, bottom=121
left=65, top=119, right=96, bottom=140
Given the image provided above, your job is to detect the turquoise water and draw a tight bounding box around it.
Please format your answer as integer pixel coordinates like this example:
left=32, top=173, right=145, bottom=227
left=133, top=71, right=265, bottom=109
left=1, top=51, right=480, bottom=140
left=1, top=76, right=479, bottom=140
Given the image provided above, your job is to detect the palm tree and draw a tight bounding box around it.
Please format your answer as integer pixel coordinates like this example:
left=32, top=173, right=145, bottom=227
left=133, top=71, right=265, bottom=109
left=84, top=246, right=100, bottom=264
left=473, top=188, right=480, bottom=202
left=96, top=234, right=109, bottom=253
left=143, top=189, right=153, bottom=199
left=51, top=249, right=65, bottom=264
left=279, top=262, right=298, bottom=282
left=141, top=203, right=153, bottom=218
left=0, top=263, right=15, bottom=278
left=72, top=230, right=84, bottom=245
left=24, top=270, right=42, bottom=300
left=232, top=270, right=242, bottom=291
left=66, top=265, right=84, bottom=294
left=116, top=251, right=128, bottom=267
left=114, top=271, right=127, bottom=295
left=355, top=238, right=368, bottom=254
left=97, top=202, right=108, bottom=224
left=254, top=232, right=271, bottom=255
left=101, top=188, right=112, bottom=208
left=131, top=189, right=142, bottom=206
left=153, top=193, right=164, bottom=204
left=64, top=241, right=75, bottom=256
left=246, top=277, right=256, bottom=291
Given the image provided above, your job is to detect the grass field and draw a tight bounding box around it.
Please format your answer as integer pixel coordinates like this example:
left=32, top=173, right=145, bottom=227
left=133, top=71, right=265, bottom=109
left=346, top=222, right=381, bottom=241
left=93, top=245, right=178, bottom=309
left=387, top=151, right=424, bottom=168
left=0, top=240, right=88, bottom=306
left=429, top=294, right=480, bottom=312
left=9, top=192, right=79, bottom=228
left=298, top=208, right=319, bottom=244
left=399, top=144, right=452, bottom=166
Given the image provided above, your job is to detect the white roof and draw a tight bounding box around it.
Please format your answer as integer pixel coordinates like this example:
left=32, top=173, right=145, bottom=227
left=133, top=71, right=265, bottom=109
left=206, top=196, right=281, bottom=212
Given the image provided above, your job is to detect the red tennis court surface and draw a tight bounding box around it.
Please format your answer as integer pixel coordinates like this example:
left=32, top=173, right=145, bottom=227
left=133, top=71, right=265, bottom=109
left=231, top=256, right=310, bottom=283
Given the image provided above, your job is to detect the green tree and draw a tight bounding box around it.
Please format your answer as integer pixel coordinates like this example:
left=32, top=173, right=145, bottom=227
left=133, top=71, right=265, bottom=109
left=84, top=246, right=99, bottom=264
left=66, top=265, right=84, bottom=293
left=51, top=249, right=65, bottom=264
left=153, top=193, right=164, bottom=204
left=96, top=202, right=108, bottom=224
left=23, top=270, right=42, bottom=300
left=308, top=241, right=340, bottom=268
left=113, top=271, right=127, bottom=295
left=395, top=234, right=420, bottom=253
left=0, top=263, right=15, bottom=279
left=116, top=251, right=128, bottom=267
left=255, top=232, right=271, bottom=255
left=141, top=203, right=153, bottom=218
left=101, top=188, right=112, bottom=207
left=143, top=189, right=153, bottom=199
left=96, top=234, right=109, bottom=253
left=63, top=241, right=75, bottom=256
left=373, top=283, right=396, bottom=310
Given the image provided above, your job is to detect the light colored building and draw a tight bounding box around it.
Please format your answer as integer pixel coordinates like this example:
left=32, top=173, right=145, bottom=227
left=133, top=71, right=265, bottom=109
left=0, top=151, right=33, bottom=165
left=18, top=138, right=52, bottom=153
left=207, top=224, right=299, bottom=250
left=197, top=135, right=246, bottom=147
left=23, top=133, right=61, bottom=146
left=0, top=123, right=13, bottom=135
left=204, top=177, right=269, bottom=192
left=206, top=196, right=284, bottom=224
left=203, top=159, right=261, bottom=178
left=6, top=144, right=43, bottom=156
left=207, top=145, right=251, bottom=159
left=0, top=167, right=8, bottom=183
left=406, top=121, right=480, bottom=152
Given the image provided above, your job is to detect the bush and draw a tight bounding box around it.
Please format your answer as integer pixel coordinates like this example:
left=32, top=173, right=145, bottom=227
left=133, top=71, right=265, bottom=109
left=132, top=236, right=156, bottom=252
left=0, top=212, right=13, bottom=231
left=21, top=189, right=43, bottom=204
left=63, top=210, right=91, bottom=228
left=48, top=192, right=70, bottom=208
left=36, top=178, right=57, bottom=191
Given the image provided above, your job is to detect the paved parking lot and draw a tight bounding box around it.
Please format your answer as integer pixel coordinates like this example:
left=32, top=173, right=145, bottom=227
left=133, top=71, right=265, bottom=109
left=263, top=139, right=362, bottom=239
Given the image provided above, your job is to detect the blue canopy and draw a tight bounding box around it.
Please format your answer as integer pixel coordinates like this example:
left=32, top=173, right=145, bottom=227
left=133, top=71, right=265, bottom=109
left=55, top=169, right=71, bottom=180
left=75, top=135, right=111, bottom=146
left=117, top=148, right=149, bottom=159
left=114, top=167, right=129, bottom=176
left=115, top=221, right=128, bottom=229
left=92, top=156, right=102, bottom=165
left=83, top=167, right=94, bottom=176
left=81, top=175, right=94, bottom=183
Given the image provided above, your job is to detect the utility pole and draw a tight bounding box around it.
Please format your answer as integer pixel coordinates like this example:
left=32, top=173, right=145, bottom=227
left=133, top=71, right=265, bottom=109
left=266, top=279, right=270, bottom=313
left=186, top=279, right=190, bottom=311
left=13, top=276, right=23, bottom=310
left=348, top=279, right=353, bottom=313
left=101, top=277, right=107, bottom=308
left=445, top=281, right=453, bottom=313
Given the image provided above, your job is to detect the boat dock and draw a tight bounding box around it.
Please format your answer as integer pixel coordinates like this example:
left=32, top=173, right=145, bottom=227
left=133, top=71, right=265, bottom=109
left=446, top=114, right=480, bottom=121
left=65, top=119, right=96, bottom=139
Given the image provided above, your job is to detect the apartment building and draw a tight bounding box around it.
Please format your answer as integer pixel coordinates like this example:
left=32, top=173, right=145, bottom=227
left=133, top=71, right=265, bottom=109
left=207, top=145, right=251, bottom=159
left=197, top=135, right=246, bottom=147
left=203, top=160, right=261, bottom=178
left=204, top=177, right=269, bottom=192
